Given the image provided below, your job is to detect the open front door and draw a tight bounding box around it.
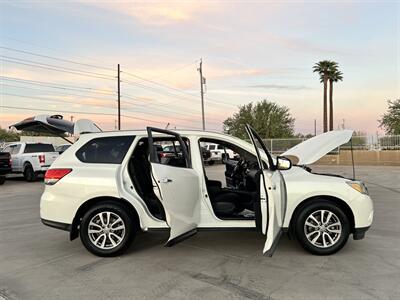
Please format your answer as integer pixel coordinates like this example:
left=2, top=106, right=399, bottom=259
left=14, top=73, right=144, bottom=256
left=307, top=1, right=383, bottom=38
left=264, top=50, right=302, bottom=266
left=147, top=127, right=200, bottom=246
left=245, top=125, right=288, bottom=256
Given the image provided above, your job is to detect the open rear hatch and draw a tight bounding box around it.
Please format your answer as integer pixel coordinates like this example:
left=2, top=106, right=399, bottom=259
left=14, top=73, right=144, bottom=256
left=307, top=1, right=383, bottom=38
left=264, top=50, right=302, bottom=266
left=10, top=115, right=102, bottom=139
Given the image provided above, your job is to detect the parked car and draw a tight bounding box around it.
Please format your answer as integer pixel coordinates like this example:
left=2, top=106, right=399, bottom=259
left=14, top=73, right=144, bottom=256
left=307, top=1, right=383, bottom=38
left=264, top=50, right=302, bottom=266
left=29, top=119, right=372, bottom=257
left=205, top=143, right=239, bottom=163
left=0, top=151, right=12, bottom=185
left=55, top=144, right=71, bottom=154
left=2, top=142, right=59, bottom=181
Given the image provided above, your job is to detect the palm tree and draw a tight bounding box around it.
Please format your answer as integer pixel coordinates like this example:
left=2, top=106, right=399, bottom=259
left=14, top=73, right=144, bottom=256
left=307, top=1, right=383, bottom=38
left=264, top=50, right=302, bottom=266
left=313, top=60, right=337, bottom=132
left=327, top=68, right=343, bottom=131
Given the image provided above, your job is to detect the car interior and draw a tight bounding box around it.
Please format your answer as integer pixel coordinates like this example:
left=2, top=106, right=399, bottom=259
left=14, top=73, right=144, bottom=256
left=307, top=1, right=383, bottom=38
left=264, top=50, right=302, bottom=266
left=199, top=138, right=262, bottom=221
left=128, top=137, right=189, bottom=221
left=128, top=135, right=263, bottom=223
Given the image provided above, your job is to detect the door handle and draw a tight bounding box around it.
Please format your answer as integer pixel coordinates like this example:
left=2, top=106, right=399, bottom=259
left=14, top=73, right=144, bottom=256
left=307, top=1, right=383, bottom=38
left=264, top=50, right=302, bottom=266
left=160, top=178, right=173, bottom=183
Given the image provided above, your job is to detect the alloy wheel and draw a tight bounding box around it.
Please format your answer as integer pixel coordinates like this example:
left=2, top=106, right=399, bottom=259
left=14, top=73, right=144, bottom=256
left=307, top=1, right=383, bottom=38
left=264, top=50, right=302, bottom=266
left=88, top=211, right=126, bottom=250
left=304, top=209, right=342, bottom=248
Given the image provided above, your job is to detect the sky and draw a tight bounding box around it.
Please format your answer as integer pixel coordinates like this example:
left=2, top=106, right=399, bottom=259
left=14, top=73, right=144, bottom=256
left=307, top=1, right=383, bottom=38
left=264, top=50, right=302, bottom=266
left=0, top=0, right=399, bottom=135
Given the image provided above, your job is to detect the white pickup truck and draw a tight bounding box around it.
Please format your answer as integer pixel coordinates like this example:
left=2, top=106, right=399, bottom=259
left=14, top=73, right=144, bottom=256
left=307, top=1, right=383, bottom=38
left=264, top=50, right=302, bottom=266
left=2, top=142, right=59, bottom=181
left=204, top=143, right=239, bottom=164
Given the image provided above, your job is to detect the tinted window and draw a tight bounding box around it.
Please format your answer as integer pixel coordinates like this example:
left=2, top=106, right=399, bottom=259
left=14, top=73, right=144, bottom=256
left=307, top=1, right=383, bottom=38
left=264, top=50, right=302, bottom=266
left=24, top=144, right=55, bottom=153
left=76, top=136, right=135, bottom=164
left=151, top=138, right=190, bottom=168
left=208, top=145, right=215, bottom=150
left=217, top=145, right=224, bottom=150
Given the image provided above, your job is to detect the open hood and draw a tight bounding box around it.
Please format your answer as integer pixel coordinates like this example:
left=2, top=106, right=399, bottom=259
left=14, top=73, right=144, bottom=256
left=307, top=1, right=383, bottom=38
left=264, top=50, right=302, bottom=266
left=282, top=129, right=354, bottom=165
left=10, top=115, right=102, bottom=136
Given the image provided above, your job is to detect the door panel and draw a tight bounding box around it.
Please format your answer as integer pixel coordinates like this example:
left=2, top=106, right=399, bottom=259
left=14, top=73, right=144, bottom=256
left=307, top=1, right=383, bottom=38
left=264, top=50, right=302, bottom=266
left=150, top=163, right=200, bottom=245
left=147, top=127, right=200, bottom=246
left=262, top=170, right=286, bottom=255
left=245, top=124, right=288, bottom=256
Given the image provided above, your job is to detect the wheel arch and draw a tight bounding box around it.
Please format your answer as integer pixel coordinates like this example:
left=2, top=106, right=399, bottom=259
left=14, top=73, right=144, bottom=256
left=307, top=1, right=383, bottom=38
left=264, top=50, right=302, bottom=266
left=289, top=195, right=355, bottom=236
left=70, top=196, right=140, bottom=240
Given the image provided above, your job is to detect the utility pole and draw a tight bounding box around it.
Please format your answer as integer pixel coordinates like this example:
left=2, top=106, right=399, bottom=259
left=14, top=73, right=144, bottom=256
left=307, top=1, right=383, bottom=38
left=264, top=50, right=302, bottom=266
left=342, top=118, right=345, bottom=130
left=314, top=119, right=317, bottom=136
left=117, top=64, right=121, bottom=130
left=198, top=59, right=206, bottom=130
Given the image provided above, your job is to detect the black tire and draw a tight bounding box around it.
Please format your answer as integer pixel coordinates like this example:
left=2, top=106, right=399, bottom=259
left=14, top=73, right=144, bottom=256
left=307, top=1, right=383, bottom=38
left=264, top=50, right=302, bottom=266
left=80, top=202, right=136, bottom=257
left=294, top=200, right=350, bottom=255
left=0, top=176, right=5, bottom=185
left=208, top=160, right=215, bottom=166
left=24, top=164, right=37, bottom=182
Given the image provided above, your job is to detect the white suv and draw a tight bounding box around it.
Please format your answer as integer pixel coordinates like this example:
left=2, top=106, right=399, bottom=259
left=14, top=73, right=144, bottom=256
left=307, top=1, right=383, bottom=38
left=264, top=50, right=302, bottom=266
left=36, top=124, right=373, bottom=257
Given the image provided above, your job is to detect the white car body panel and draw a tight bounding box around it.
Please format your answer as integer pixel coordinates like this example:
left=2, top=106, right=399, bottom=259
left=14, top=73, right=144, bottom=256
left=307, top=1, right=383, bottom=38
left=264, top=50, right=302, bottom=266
left=40, top=129, right=373, bottom=252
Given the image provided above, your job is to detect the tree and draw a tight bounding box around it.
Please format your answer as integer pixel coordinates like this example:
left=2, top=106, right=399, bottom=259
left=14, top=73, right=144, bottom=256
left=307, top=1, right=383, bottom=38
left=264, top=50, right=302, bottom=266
left=223, top=100, right=295, bottom=139
left=313, top=60, right=337, bottom=132
left=0, top=127, right=20, bottom=142
left=326, top=67, right=343, bottom=131
left=379, top=99, right=400, bottom=135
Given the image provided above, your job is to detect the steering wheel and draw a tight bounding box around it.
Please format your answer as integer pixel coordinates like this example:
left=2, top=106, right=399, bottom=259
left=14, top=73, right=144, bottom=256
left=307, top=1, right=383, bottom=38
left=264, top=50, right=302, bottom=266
left=233, top=157, right=248, bottom=178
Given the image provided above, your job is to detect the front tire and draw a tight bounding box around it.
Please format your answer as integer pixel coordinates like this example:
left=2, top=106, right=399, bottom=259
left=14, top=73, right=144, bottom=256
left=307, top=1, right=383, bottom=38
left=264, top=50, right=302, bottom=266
left=24, top=164, right=37, bottom=182
left=294, top=200, right=350, bottom=255
left=80, top=202, right=136, bottom=257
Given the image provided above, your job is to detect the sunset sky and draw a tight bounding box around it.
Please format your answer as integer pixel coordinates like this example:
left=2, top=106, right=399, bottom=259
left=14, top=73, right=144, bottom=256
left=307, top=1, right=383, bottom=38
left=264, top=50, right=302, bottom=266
left=0, top=1, right=399, bottom=135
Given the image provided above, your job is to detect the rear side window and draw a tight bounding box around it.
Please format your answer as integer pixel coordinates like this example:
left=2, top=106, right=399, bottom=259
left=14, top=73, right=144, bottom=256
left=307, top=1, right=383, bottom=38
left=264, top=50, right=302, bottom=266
left=24, top=144, right=55, bottom=153
left=76, top=136, right=135, bottom=164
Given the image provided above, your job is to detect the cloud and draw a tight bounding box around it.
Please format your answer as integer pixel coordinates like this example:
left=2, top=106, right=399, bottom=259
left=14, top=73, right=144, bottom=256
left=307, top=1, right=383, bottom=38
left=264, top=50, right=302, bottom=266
left=247, top=84, right=311, bottom=91
left=94, top=1, right=207, bottom=26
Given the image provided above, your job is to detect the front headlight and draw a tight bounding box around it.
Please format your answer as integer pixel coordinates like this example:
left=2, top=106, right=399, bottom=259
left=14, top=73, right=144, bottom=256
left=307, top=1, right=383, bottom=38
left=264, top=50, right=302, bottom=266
left=346, top=181, right=369, bottom=195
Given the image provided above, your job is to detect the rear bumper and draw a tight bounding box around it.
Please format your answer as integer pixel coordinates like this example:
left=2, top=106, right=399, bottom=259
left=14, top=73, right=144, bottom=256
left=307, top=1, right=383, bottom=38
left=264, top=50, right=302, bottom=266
left=353, top=226, right=370, bottom=240
left=41, top=218, right=71, bottom=232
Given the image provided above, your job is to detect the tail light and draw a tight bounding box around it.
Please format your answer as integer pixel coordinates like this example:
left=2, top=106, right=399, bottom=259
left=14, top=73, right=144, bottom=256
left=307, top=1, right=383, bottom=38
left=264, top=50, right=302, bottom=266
left=39, top=154, right=45, bottom=164
left=44, top=168, right=72, bottom=185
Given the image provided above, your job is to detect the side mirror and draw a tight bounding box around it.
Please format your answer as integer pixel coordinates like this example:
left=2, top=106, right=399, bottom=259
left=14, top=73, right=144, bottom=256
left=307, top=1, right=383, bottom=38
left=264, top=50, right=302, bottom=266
left=276, top=156, right=292, bottom=171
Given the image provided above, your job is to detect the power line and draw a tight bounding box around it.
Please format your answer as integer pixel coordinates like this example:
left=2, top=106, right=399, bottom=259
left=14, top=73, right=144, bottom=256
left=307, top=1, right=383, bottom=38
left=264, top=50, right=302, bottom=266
left=152, top=61, right=199, bottom=79
left=0, top=46, right=115, bottom=72
left=0, top=76, right=116, bottom=95
left=121, top=78, right=230, bottom=111
left=0, top=105, right=198, bottom=128
left=121, top=69, right=236, bottom=108
left=1, top=92, right=115, bottom=109
left=1, top=92, right=217, bottom=126
left=0, top=58, right=115, bottom=81
left=1, top=83, right=114, bottom=102
left=0, top=36, right=115, bottom=67
left=0, top=55, right=115, bottom=79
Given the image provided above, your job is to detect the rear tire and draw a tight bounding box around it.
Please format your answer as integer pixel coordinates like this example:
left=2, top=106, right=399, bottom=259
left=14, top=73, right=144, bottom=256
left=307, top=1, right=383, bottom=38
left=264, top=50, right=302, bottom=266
left=0, top=176, right=5, bottom=185
left=208, top=160, right=215, bottom=166
left=24, top=164, right=37, bottom=182
left=80, top=202, right=136, bottom=257
left=294, top=200, right=350, bottom=255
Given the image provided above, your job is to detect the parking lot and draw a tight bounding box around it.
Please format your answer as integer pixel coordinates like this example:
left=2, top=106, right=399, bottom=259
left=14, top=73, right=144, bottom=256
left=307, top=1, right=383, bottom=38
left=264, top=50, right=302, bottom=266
left=0, top=165, right=399, bottom=300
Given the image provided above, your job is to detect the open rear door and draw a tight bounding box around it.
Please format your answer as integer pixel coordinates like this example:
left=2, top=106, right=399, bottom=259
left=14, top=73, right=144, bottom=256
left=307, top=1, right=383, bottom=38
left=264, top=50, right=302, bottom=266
left=147, top=127, right=200, bottom=246
left=245, top=124, right=287, bottom=256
